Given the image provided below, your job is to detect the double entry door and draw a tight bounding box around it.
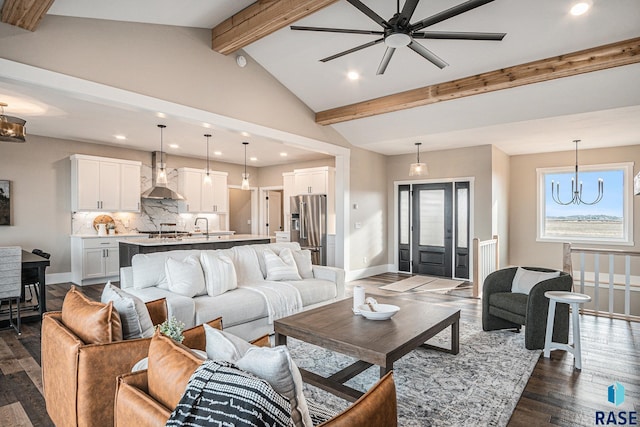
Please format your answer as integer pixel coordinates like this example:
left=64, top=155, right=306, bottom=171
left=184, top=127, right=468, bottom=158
left=398, top=182, right=470, bottom=279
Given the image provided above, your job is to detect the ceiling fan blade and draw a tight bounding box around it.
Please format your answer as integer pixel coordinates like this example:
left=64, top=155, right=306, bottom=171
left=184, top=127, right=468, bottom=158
left=376, top=47, right=396, bottom=75
left=399, top=0, right=421, bottom=23
left=410, top=0, right=495, bottom=31
left=408, top=40, right=449, bottom=69
left=412, top=31, right=506, bottom=41
left=346, top=0, right=391, bottom=29
left=320, top=38, right=384, bottom=63
left=290, top=26, right=384, bottom=36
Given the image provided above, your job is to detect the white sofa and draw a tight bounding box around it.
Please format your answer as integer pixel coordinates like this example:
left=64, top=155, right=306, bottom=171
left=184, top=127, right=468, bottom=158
left=119, top=242, right=345, bottom=341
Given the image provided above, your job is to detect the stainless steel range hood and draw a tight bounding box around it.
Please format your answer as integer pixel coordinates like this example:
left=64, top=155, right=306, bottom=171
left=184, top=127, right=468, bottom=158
left=141, top=151, right=184, bottom=200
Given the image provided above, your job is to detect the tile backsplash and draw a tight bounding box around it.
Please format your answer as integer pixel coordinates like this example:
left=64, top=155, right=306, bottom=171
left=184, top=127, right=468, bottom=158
left=71, top=165, right=223, bottom=235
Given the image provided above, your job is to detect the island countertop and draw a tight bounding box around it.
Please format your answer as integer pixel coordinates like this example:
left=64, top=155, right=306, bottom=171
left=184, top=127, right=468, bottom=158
left=118, top=234, right=274, bottom=268
left=118, top=234, right=273, bottom=247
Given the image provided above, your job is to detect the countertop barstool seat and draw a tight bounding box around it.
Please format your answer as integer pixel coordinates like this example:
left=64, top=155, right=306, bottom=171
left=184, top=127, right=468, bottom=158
left=544, top=291, right=592, bottom=370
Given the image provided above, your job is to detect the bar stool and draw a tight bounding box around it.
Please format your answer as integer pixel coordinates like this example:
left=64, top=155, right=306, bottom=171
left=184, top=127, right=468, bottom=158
left=543, top=291, right=591, bottom=370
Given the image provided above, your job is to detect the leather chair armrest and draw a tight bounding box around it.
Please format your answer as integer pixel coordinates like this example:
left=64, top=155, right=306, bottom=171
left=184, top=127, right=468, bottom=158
left=115, top=372, right=171, bottom=427
left=145, top=298, right=168, bottom=326
left=250, top=334, right=271, bottom=348
left=76, top=338, right=153, bottom=426
left=319, top=372, right=397, bottom=427
left=42, top=312, right=83, bottom=427
left=182, top=317, right=223, bottom=351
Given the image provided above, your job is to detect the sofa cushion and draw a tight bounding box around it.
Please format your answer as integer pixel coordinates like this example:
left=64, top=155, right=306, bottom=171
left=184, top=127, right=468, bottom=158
left=226, top=246, right=264, bottom=285
left=200, top=251, right=237, bottom=296
left=490, top=292, right=529, bottom=318
left=131, top=250, right=200, bottom=290
left=62, top=286, right=123, bottom=344
left=265, top=248, right=302, bottom=281
left=203, top=327, right=313, bottom=427
left=292, top=249, right=314, bottom=279
left=165, top=255, right=206, bottom=297
left=193, top=288, right=268, bottom=328
left=147, top=331, right=203, bottom=411
left=288, top=279, right=338, bottom=306
left=125, top=287, right=197, bottom=329
left=101, top=282, right=154, bottom=339
left=511, top=267, right=560, bottom=295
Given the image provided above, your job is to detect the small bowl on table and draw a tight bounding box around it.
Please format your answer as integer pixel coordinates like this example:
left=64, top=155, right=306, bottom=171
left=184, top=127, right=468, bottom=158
left=358, top=303, right=400, bottom=320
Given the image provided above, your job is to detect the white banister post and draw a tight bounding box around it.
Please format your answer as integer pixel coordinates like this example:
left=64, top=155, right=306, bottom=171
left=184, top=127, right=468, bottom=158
left=473, top=238, right=480, bottom=298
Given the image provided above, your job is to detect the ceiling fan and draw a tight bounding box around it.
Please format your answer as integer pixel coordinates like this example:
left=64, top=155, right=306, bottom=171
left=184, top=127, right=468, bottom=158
left=291, top=0, right=506, bottom=75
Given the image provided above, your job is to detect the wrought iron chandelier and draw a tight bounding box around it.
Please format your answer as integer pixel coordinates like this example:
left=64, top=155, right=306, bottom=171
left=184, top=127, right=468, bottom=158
left=551, top=140, right=604, bottom=205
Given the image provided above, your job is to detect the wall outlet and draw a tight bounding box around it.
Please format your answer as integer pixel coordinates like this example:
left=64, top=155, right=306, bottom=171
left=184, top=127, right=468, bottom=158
left=247, top=219, right=251, bottom=225
left=354, top=222, right=362, bottom=229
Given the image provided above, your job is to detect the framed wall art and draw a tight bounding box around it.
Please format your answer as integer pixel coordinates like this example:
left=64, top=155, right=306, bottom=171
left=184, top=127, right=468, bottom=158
left=0, top=180, right=11, bottom=225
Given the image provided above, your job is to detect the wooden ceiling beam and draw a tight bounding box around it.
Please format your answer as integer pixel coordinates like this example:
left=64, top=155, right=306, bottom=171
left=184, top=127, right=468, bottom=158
left=316, top=37, right=640, bottom=125
left=1, top=0, right=55, bottom=31
left=212, top=0, right=339, bottom=55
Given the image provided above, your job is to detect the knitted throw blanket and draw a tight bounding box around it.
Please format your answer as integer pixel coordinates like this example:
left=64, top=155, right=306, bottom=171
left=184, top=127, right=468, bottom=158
left=166, top=360, right=291, bottom=427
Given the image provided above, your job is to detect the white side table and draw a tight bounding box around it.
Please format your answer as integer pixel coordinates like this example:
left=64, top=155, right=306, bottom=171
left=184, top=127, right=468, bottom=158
left=543, top=291, right=592, bottom=370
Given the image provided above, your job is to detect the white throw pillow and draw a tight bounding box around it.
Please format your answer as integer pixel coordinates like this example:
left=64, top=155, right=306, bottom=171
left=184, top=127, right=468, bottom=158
left=203, top=325, right=312, bottom=427
left=101, top=281, right=155, bottom=339
left=292, top=249, right=314, bottom=279
left=511, top=267, right=561, bottom=295
left=165, top=255, right=206, bottom=297
left=203, top=324, right=253, bottom=362
left=265, top=248, right=302, bottom=281
left=237, top=346, right=312, bottom=427
left=229, top=246, right=265, bottom=285
left=200, top=251, right=238, bottom=296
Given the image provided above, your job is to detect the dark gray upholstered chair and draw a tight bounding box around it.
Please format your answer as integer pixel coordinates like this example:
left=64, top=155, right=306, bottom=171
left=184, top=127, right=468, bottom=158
left=482, top=267, right=573, bottom=350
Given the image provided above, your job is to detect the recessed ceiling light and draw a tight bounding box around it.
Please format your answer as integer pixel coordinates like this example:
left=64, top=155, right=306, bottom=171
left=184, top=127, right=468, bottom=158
left=347, top=71, right=360, bottom=81
left=570, top=1, right=591, bottom=16
left=169, top=144, right=179, bottom=149
left=250, top=157, right=257, bottom=161
left=280, top=152, right=288, bottom=157
left=156, top=112, right=167, bottom=118
left=114, top=135, right=126, bottom=140
left=202, top=123, right=212, bottom=128
left=214, top=151, right=222, bottom=156
left=241, top=131, right=250, bottom=137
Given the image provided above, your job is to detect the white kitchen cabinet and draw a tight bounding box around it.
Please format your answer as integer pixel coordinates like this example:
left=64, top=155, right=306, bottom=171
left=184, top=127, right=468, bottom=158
left=282, top=172, right=295, bottom=232
left=71, top=154, right=141, bottom=212
left=71, top=236, right=121, bottom=285
left=178, top=168, right=228, bottom=213
left=294, top=166, right=334, bottom=195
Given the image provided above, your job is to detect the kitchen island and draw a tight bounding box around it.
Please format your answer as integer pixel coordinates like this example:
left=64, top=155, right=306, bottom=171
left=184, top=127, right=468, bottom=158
left=118, top=234, right=273, bottom=268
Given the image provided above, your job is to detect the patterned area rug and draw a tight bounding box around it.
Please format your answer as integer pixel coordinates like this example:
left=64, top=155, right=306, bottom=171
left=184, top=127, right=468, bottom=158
left=288, top=320, right=540, bottom=427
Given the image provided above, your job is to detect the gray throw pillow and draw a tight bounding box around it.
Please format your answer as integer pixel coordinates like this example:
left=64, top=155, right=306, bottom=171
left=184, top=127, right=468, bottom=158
left=101, top=282, right=154, bottom=339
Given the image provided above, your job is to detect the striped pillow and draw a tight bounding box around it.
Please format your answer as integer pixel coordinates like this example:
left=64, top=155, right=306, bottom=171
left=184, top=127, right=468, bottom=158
left=265, top=248, right=302, bottom=281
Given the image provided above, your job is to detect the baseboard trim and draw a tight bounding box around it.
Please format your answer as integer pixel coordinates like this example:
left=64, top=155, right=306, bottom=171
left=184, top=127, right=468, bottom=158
left=45, top=272, right=72, bottom=285
left=346, top=264, right=394, bottom=281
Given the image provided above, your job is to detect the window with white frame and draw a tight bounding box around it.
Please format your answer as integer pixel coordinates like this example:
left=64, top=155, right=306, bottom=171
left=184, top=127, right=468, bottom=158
left=537, top=162, right=634, bottom=245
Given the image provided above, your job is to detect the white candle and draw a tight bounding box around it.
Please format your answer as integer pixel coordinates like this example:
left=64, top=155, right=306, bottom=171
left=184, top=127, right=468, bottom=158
left=353, top=285, right=365, bottom=314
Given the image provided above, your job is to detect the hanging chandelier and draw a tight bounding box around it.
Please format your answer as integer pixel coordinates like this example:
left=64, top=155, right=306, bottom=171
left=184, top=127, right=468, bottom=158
left=0, top=102, right=26, bottom=143
left=241, top=142, right=250, bottom=190
left=409, top=142, right=427, bottom=176
left=551, top=139, right=604, bottom=205
left=203, top=133, right=212, bottom=185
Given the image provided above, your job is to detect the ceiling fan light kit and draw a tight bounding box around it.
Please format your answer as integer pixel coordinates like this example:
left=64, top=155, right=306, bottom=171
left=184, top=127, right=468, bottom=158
left=291, top=0, right=506, bottom=75
left=0, top=102, right=27, bottom=143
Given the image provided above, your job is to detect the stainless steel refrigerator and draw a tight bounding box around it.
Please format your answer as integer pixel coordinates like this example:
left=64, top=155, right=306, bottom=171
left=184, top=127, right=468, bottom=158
left=290, top=194, right=327, bottom=265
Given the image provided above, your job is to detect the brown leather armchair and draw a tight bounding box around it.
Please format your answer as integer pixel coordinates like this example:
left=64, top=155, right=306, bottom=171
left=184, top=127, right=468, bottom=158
left=41, top=293, right=223, bottom=427
left=42, top=297, right=169, bottom=427
left=114, top=333, right=397, bottom=427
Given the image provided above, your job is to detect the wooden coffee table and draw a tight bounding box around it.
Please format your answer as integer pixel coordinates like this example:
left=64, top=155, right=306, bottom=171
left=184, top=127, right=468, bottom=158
left=274, top=296, right=460, bottom=402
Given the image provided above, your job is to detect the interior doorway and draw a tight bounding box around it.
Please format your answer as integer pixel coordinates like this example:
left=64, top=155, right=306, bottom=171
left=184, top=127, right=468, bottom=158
left=259, top=187, right=284, bottom=236
left=229, top=187, right=258, bottom=235
left=397, top=181, right=470, bottom=279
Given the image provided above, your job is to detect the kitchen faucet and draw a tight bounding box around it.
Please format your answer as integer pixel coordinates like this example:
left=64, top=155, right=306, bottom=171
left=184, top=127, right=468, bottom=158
left=194, top=217, right=209, bottom=239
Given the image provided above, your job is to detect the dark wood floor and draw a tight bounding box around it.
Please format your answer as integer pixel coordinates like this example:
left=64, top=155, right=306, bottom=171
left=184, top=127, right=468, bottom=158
left=0, top=274, right=637, bottom=426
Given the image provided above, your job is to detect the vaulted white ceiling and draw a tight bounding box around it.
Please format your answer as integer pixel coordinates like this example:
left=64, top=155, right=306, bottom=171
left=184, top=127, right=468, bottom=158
left=2, top=0, right=640, bottom=162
